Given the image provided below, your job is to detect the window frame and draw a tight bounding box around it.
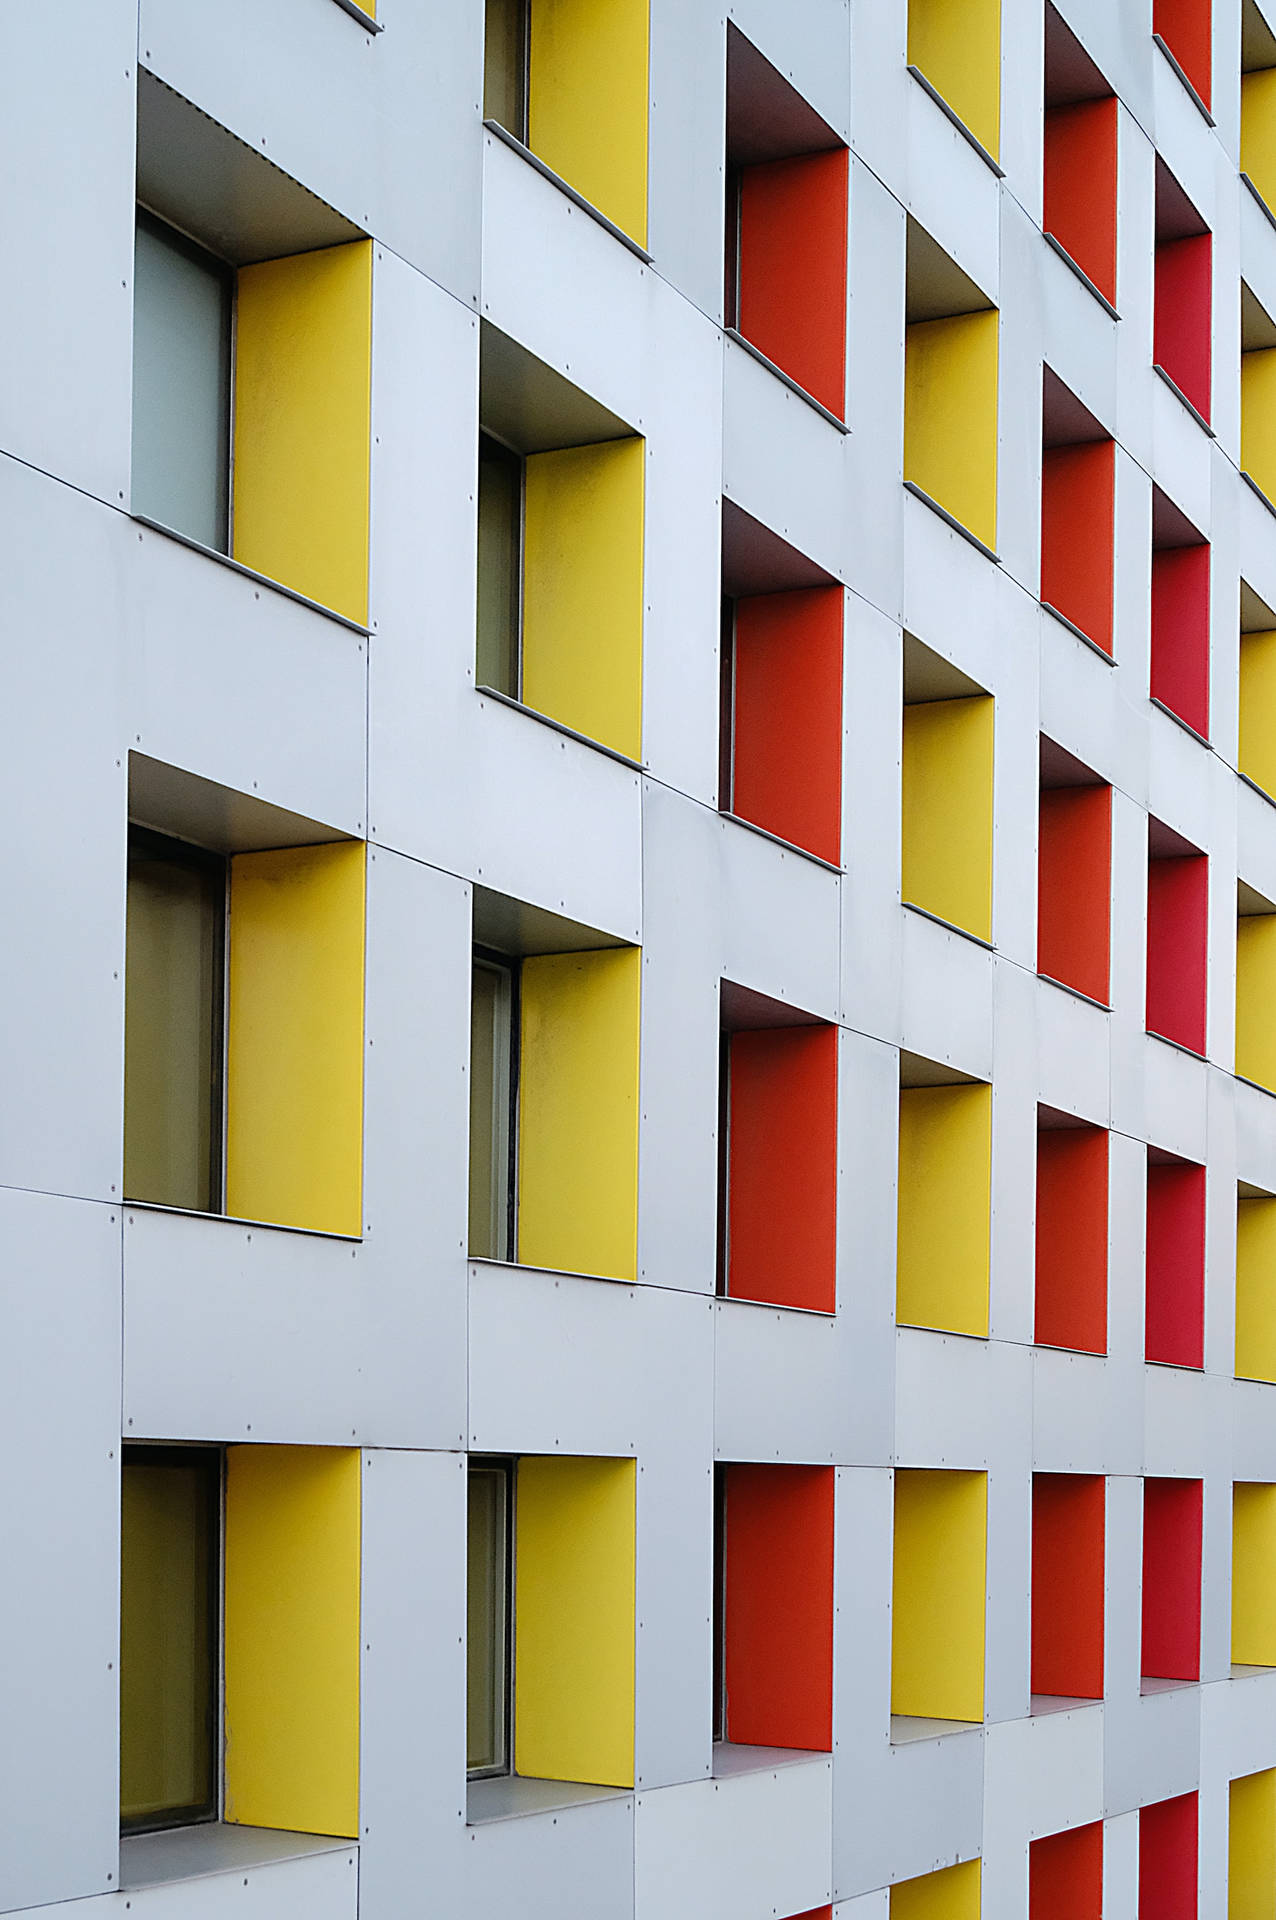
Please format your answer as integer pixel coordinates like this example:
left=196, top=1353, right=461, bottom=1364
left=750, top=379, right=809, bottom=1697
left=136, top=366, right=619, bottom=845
left=476, top=429, right=526, bottom=701
left=711, top=1461, right=728, bottom=1741
left=470, top=947, right=521, bottom=1262
left=467, top=1455, right=516, bottom=1780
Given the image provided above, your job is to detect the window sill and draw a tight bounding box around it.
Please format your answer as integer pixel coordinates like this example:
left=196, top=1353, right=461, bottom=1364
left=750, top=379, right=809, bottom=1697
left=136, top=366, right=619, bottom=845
left=1239, top=767, right=1276, bottom=807
left=482, top=121, right=652, bottom=264
left=120, top=1823, right=354, bottom=1892
left=132, top=514, right=371, bottom=636
left=467, top=1254, right=635, bottom=1291
left=718, top=809, right=842, bottom=874
left=902, top=482, right=999, bottom=563
left=1236, top=1071, right=1276, bottom=1100
left=1029, top=1693, right=1100, bottom=1717
left=1041, top=599, right=1116, bottom=664
left=1231, top=1663, right=1276, bottom=1680
left=711, top=1742, right=830, bottom=1779
left=474, top=684, right=645, bottom=772
left=905, top=65, right=1004, bottom=177
left=124, top=1198, right=362, bottom=1247
left=1037, top=971, right=1111, bottom=1013
left=889, top=1714, right=982, bottom=1745
left=902, top=900, right=995, bottom=952
left=466, top=1774, right=630, bottom=1827
left=1152, top=363, right=1214, bottom=438
left=1145, top=1028, right=1207, bottom=1063
left=1152, top=33, right=1214, bottom=125
left=1041, top=232, right=1120, bottom=320
left=715, top=1291, right=836, bottom=1325
left=722, top=328, right=848, bottom=434
left=330, top=0, right=381, bottom=29
left=1243, top=468, right=1276, bottom=524
left=1242, top=172, right=1276, bottom=234
left=1139, top=1675, right=1197, bottom=1696
left=1149, top=694, right=1211, bottom=750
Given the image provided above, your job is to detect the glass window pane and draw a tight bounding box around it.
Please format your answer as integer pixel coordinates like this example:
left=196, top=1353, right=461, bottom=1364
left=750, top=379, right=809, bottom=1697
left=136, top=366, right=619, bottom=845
left=467, top=1467, right=508, bottom=1773
left=132, top=213, right=232, bottom=552
left=476, top=435, right=523, bottom=696
left=120, top=1448, right=219, bottom=1830
left=124, top=830, right=225, bottom=1212
left=483, top=0, right=528, bottom=136
left=469, top=959, right=512, bottom=1259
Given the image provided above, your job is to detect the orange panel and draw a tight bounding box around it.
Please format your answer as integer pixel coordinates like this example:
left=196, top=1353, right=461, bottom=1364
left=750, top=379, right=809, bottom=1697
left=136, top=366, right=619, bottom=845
left=728, top=1024, right=838, bottom=1314
left=732, top=586, right=844, bottom=864
left=738, top=148, right=849, bottom=418
left=1154, top=0, right=1211, bottom=108
left=1030, top=1822, right=1103, bottom=1920
left=1040, top=440, right=1115, bottom=655
left=1043, top=98, right=1118, bottom=305
left=724, top=1464, right=834, bottom=1750
left=1031, top=1475, right=1105, bottom=1697
left=1035, top=1125, right=1108, bottom=1355
left=1038, top=784, right=1112, bottom=1002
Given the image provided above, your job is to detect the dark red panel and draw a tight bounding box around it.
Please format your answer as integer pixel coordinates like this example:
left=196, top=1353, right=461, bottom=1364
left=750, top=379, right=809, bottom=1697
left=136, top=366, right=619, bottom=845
left=1145, top=1158, right=1205, bottom=1369
left=1141, top=1480, right=1202, bottom=1682
left=1154, top=0, right=1212, bottom=107
left=739, top=148, right=849, bottom=418
left=1150, top=542, right=1210, bottom=739
left=1032, top=1475, right=1105, bottom=1698
left=1035, top=1126, right=1108, bottom=1355
left=1146, top=849, right=1208, bottom=1053
left=728, top=1025, right=838, bottom=1313
left=1038, top=784, right=1112, bottom=1002
left=1041, top=440, right=1115, bottom=655
left=1154, top=233, right=1212, bottom=424
left=1043, top=97, right=1118, bottom=304
left=724, top=1464, right=834, bottom=1750
left=1139, top=1791, right=1200, bottom=1920
left=1031, top=1821, right=1104, bottom=1920
left=733, top=586, right=843, bottom=864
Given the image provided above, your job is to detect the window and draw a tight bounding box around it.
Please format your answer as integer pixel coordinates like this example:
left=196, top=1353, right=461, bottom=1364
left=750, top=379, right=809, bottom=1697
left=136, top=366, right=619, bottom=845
left=1040, top=371, right=1115, bottom=658
left=1146, top=818, right=1208, bottom=1052
left=891, top=1469, right=987, bottom=1726
left=1043, top=6, right=1117, bottom=309
left=904, top=223, right=999, bottom=553
left=1036, top=1113, right=1108, bottom=1354
left=1154, top=162, right=1212, bottom=428
left=907, top=0, right=1000, bottom=162
left=1141, top=1478, right=1203, bottom=1684
left=483, top=0, right=529, bottom=138
left=1236, top=1184, right=1276, bottom=1383
left=1031, top=1474, right=1105, bottom=1701
left=1030, top=1823, right=1103, bottom=1919
left=1237, top=882, right=1276, bottom=1091
left=897, top=1053, right=992, bottom=1339
left=891, top=1861, right=982, bottom=1918
left=1139, top=1792, right=1199, bottom=1920
left=476, top=434, right=524, bottom=699
left=1242, top=0, right=1276, bottom=210
left=469, top=952, right=518, bottom=1261
left=901, top=635, right=995, bottom=943
left=1145, top=1150, right=1206, bottom=1369
left=467, top=1460, right=512, bottom=1776
left=1242, top=286, right=1276, bottom=509
left=1239, top=578, right=1276, bottom=796
left=1038, top=740, right=1112, bottom=1003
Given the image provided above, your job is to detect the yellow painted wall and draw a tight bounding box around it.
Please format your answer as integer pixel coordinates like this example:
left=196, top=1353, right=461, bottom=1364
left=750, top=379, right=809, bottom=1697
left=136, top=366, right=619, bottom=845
left=1242, top=347, right=1276, bottom=503
left=233, top=239, right=372, bottom=625
left=1237, top=1194, right=1276, bottom=1383
left=1243, top=70, right=1276, bottom=213
left=902, top=695, right=994, bottom=940
left=1233, top=1483, right=1276, bottom=1665
left=518, top=946, right=640, bottom=1281
left=1237, top=913, right=1276, bottom=1090
left=529, top=0, right=650, bottom=243
left=897, top=1083, right=992, bottom=1338
left=908, top=0, right=1000, bottom=158
left=892, top=1469, right=987, bottom=1721
left=514, top=1455, right=636, bottom=1787
left=891, top=1858, right=982, bottom=1919
left=1240, top=629, right=1276, bottom=798
left=523, top=438, right=644, bottom=760
left=904, top=310, right=999, bottom=553
left=1231, top=1769, right=1276, bottom=1920
left=227, top=840, right=366, bottom=1237
left=224, top=1445, right=361, bottom=1837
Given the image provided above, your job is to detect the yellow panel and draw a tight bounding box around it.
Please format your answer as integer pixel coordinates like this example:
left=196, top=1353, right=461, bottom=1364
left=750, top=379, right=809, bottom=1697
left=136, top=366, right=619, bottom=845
left=902, top=695, right=994, bottom=939
left=892, top=1470, right=987, bottom=1721
left=1231, top=1769, right=1276, bottom=1920
left=232, top=239, right=372, bottom=624
left=529, top=0, right=650, bottom=243
left=908, top=0, right=1001, bottom=158
left=518, top=947, right=640, bottom=1282
left=1242, top=347, right=1276, bottom=503
left=514, top=1455, right=636, bottom=1787
left=523, top=438, right=645, bottom=760
left=897, top=1083, right=992, bottom=1338
left=1233, top=1483, right=1276, bottom=1665
left=1243, top=70, right=1276, bottom=215
left=904, top=310, right=999, bottom=552
left=1240, top=630, right=1276, bottom=798
left=891, top=1859, right=983, bottom=1919
left=224, top=1445, right=361, bottom=1837
left=226, top=841, right=366, bottom=1237
left=1237, top=913, right=1276, bottom=1091
left=1237, top=1194, right=1276, bottom=1384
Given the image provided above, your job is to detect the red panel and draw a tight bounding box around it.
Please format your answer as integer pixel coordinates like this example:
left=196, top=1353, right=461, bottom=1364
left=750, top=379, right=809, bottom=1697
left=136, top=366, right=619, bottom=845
left=739, top=148, right=849, bottom=418
left=1043, top=98, right=1118, bottom=304
left=728, top=1025, right=838, bottom=1313
left=733, top=586, right=844, bottom=863
left=1150, top=542, right=1210, bottom=738
left=1030, top=1822, right=1104, bottom=1920
left=1146, top=849, right=1208, bottom=1052
left=1032, top=1475, right=1105, bottom=1697
left=1145, top=1159, right=1205, bottom=1369
left=724, top=1464, right=835, bottom=1749
left=1139, top=1792, right=1200, bottom=1920
left=1141, top=1480, right=1202, bottom=1682
left=1038, top=784, right=1112, bottom=1002
left=1035, top=1127, right=1108, bottom=1354
left=1154, top=233, right=1212, bottom=424
left=1040, top=440, right=1115, bottom=654
left=1154, top=0, right=1212, bottom=107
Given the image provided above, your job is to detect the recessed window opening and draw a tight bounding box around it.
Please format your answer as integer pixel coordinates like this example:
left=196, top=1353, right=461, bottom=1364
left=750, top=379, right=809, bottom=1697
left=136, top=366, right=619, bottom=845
left=476, top=432, right=525, bottom=700
left=469, top=949, right=520, bottom=1262
left=467, top=1457, right=514, bottom=1778
left=484, top=0, right=530, bottom=141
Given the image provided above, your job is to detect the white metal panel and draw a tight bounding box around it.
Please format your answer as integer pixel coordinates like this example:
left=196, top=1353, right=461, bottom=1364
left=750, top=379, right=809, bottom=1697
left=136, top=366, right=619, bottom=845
left=898, top=910, right=995, bottom=1083
left=717, top=816, right=841, bottom=1021
left=646, top=0, right=727, bottom=318
left=982, top=1705, right=1105, bottom=1850
left=125, top=1848, right=358, bottom=1920
left=861, top=1732, right=985, bottom=1891
left=1143, top=1364, right=1211, bottom=1479
left=895, top=1329, right=1030, bottom=1473
left=722, top=338, right=851, bottom=585
left=840, top=600, right=905, bottom=1040
left=1103, top=1684, right=1203, bottom=1817
left=466, top=1796, right=635, bottom=1920
left=1033, top=1351, right=1144, bottom=1477
left=715, top=1302, right=860, bottom=1467
left=634, top=1757, right=832, bottom=1920
left=1034, top=979, right=1112, bottom=1125
left=904, top=86, right=1000, bottom=306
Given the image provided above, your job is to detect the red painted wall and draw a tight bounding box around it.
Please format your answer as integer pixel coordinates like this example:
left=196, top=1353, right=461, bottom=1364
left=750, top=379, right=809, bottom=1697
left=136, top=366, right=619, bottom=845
left=1154, top=0, right=1212, bottom=107
left=1032, top=1475, right=1105, bottom=1697
left=1145, top=1158, right=1206, bottom=1369
left=1151, top=542, right=1210, bottom=739
left=738, top=148, right=849, bottom=417
left=732, top=586, right=843, bottom=864
left=1141, top=1480, right=1203, bottom=1682
left=1155, top=233, right=1212, bottom=424
left=1139, top=1792, right=1200, bottom=1920
left=1030, top=1821, right=1104, bottom=1920
left=1146, top=849, right=1208, bottom=1053
left=1038, top=784, right=1112, bottom=1002
left=728, top=1024, right=838, bottom=1314
left=1043, top=97, right=1118, bottom=305
left=724, top=1464, right=835, bottom=1750
left=1040, top=440, right=1115, bottom=654
left=1035, top=1126, right=1108, bottom=1354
